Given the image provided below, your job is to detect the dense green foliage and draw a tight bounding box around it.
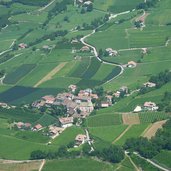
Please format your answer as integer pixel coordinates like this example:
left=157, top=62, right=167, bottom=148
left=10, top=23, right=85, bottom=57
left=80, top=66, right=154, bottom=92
left=124, top=119, right=171, bottom=159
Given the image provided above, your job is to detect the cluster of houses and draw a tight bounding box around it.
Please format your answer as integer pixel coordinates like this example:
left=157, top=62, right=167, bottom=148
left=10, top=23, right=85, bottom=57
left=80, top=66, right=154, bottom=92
left=32, top=86, right=97, bottom=118
left=134, top=101, right=159, bottom=113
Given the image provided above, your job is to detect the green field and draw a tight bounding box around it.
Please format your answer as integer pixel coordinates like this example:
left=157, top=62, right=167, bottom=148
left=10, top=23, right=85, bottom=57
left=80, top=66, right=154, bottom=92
left=139, top=112, right=170, bottom=123
left=115, top=124, right=149, bottom=145
left=86, top=114, right=122, bottom=127
left=153, top=150, right=171, bottom=169
left=42, top=158, right=115, bottom=171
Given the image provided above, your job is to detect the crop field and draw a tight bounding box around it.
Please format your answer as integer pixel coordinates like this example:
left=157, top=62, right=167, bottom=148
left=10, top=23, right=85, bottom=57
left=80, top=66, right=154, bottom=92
left=42, top=158, right=115, bottom=171
left=0, top=86, right=63, bottom=105
left=4, top=64, right=36, bottom=85
left=35, top=114, right=58, bottom=127
left=0, top=160, right=42, bottom=171
left=52, top=126, right=84, bottom=147
left=115, top=124, right=149, bottom=145
left=122, top=114, right=140, bottom=125
left=86, top=113, right=122, bottom=127
left=89, top=125, right=128, bottom=143
left=0, top=108, right=41, bottom=124
left=139, top=112, right=170, bottom=123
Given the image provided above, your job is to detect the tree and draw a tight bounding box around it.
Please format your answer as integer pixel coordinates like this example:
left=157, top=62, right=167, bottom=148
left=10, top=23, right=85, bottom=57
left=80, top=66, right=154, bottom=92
left=30, top=150, right=46, bottom=159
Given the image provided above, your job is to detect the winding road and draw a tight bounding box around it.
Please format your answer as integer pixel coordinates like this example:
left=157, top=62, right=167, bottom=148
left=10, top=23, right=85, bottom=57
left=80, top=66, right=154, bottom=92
left=79, top=11, right=136, bottom=84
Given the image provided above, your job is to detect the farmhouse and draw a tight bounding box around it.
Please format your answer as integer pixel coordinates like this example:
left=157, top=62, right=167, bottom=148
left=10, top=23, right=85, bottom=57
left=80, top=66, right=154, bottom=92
left=32, top=100, right=45, bottom=108
left=120, top=86, right=128, bottom=94
left=25, top=123, right=31, bottom=129
left=71, top=39, right=79, bottom=44
left=113, top=91, right=121, bottom=98
left=16, top=122, right=24, bottom=129
left=33, top=124, right=43, bottom=131
left=127, top=61, right=137, bottom=68
left=79, top=102, right=94, bottom=113
left=144, top=102, right=159, bottom=111
left=18, top=43, right=27, bottom=49
left=80, top=46, right=90, bottom=52
left=42, top=95, right=55, bottom=104
left=49, top=126, right=64, bottom=136
left=68, top=84, right=77, bottom=92
left=75, top=134, right=87, bottom=146
left=106, top=48, right=118, bottom=56
left=59, top=117, right=74, bottom=128
left=143, top=82, right=156, bottom=88
left=134, top=106, right=142, bottom=113
left=101, top=102, right=110, bottom=108
left=0, top=102, right=8, bottom=109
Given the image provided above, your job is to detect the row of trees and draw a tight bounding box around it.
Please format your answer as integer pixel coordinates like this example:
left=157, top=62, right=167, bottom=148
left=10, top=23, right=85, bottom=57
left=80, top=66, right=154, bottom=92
left=28, top=30, right=68, bottom=47
left=43, top=0, right=73, bottom=27
left=124, top=118, right=171, bottom=159
left=30, top=144, right=124, bottom=164
left=136, top=0, right=159, bottom=10
left=158, top=92, right=171, bottom=112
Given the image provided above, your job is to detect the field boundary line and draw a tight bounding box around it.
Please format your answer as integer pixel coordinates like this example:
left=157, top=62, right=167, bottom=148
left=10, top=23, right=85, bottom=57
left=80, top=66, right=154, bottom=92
left=140, top=123, right=152, bottom=137
left=112, top=125, right=132, bottom=144
left=34, top=62, right=67, bottom=87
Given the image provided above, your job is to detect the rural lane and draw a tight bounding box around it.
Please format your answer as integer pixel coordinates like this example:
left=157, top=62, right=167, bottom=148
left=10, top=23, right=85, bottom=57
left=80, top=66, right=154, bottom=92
left=80, top=11, right=134, bottom=84
left=133, top=152, right=170, bottom=171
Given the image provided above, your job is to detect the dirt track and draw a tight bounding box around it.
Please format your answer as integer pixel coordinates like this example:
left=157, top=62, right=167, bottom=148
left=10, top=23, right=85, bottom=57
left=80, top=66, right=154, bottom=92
left=143, top=120, right=167, bottom=139
left=34, top=62, right=67, bottom=87
left=112, top=125, right=132, bottom=144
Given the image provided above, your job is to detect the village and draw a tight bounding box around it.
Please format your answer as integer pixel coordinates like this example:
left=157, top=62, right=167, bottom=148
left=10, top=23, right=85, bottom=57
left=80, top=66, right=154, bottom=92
left=0, top=79, right=157, bottom=149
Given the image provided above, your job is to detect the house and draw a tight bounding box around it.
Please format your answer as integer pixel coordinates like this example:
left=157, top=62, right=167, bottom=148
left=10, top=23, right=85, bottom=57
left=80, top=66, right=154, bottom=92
left=143, top=82, right=156, bottom=88
left=32, top=100, right=45, bottom=108
left=144, top=102, right=158, bottom=111
left=75, top=134, right=87, bottom=146
left=42, top=95, right=55, bottom=104
left=79, top=102, right=94, bottom=113
left=80, top=46, right=90, bottom=52
left=134, top=106, right=142, bottom=113
left=71, top=39, right=79, bottom=44
left=59, top=117, right=74, bottom=128
left=127, top=61, right=137, bottom=68
left=25, top=123, right=31, bottom=129
left=18, top=43, right=27, bottom=49
left=33, top=124, right=43, bottom=131
left=49, top=126, right=64, bottom=136
left=106, top=48, right=118, bottom=56
left=101, top=102, right=110, bottom=108
left=74, top=96, right=91, bottom=104
left=68, top=84, right=77, bottom=92
left=120, top=86, right=128, bottom=94
left=84, top=1, right=92, bottom=5
left=16, top=122, right=24, bottom=129
left=90, top=93, right=98, bottom=99
left=113, top=91, right=121, bottom=98
left=142, top=48, right=148, bottom=54
left=0, top=102, right=8, bottom=109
